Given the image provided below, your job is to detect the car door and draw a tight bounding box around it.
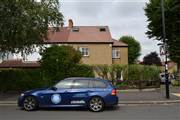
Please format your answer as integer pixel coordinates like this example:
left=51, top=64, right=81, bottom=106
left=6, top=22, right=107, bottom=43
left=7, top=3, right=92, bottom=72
left=69, top=79, right=90, bottom=106
left=39, top=79, right=74, bottom=106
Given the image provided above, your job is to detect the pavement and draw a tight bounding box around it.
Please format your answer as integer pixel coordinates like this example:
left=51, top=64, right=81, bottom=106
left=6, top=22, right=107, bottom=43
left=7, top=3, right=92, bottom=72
left=0, top=104, right=179, bottom=120
left=117, top=86, right=180, bottom=104
left=0, top=86, right=180, bottom=105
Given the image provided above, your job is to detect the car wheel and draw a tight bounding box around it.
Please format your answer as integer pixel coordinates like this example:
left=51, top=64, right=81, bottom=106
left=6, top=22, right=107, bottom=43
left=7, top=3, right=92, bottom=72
left=23, top=96, right=38, bottom=111
left=88, top=97, right=104, bottom=112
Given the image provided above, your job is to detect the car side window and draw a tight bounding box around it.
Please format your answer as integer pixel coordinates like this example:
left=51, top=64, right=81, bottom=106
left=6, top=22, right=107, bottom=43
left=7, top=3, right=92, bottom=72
left=89, top=80, right=94, bottom=88
left=54, top=79, right=74, bottom=89
left=72, top=79, right=89, bottom=89
left=90, top=80, right=107, bottom=88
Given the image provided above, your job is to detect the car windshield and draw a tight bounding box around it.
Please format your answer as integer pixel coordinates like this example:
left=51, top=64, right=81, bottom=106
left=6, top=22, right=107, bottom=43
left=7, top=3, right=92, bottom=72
left=54, top=79, right=74, bottom=89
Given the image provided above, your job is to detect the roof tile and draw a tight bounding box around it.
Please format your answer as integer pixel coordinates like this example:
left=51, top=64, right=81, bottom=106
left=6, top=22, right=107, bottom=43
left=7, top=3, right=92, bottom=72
left=112, top=39, right=128, bottom=47
left=0, top=59, right=40, bottom=68
left=44, top=26, right=112, bottom=43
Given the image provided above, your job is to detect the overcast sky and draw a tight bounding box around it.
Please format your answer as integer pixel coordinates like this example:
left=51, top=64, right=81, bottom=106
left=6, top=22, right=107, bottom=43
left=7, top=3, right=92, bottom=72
left=26, top=0, right=160, bottom=61
left=60, top=0, right=160, bottom=60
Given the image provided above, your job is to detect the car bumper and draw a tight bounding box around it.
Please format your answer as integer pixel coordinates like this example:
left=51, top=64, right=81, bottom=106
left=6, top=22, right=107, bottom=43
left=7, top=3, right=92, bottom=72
left=17, top=96, right=24, bottom=107
left=105, top=95, right=119, bottom=106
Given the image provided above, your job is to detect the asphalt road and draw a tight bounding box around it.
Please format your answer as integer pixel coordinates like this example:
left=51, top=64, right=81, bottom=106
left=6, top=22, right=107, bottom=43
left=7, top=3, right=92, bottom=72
left=0, top=104, right=179, bottom=120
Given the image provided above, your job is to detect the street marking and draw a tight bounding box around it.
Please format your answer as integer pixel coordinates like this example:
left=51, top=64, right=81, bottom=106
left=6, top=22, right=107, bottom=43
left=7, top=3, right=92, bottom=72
left=171, top=93, right=180, bottom=97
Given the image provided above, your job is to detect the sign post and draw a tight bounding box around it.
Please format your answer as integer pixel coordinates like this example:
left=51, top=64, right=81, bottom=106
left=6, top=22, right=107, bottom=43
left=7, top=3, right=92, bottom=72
left=161, top=0, right=170, bottom=99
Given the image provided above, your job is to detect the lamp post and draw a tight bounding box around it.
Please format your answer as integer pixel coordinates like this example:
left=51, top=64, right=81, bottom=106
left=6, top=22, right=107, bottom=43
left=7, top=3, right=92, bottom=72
left=161, top=0, right=170, bottom=99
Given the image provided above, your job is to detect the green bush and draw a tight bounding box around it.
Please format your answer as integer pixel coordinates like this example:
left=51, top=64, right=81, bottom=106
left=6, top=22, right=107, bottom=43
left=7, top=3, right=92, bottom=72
left=125, top=65, right=160, bottom=89
left=43, top=64, right=95, bottom=86
left=40, top=45, right=82, bottom=85
left=0, top=63, right=161, bottom=91
left=0, top=64, right=95, bottom=92
left=0, top=69, right=44, bottom=92
left=70, top=64, right=95, bottom=77
left=93, top=64, right=110, bottom=79
left=94, top=64, right=161, bottom=89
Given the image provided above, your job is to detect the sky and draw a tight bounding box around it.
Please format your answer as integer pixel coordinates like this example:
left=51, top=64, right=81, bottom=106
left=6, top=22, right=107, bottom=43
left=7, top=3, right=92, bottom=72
left=60, top=0, right=160, bottom=60
left=27, top=0, right=160, bottom=61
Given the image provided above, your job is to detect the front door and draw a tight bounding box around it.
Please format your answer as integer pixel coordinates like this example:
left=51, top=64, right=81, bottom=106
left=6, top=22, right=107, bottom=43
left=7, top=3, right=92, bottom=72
left=39, top=79, right=74, bottom=106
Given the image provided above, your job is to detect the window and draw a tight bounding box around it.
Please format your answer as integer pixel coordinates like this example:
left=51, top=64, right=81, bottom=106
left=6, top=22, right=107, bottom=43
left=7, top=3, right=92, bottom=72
left=90, top=80, right=107, bottom=88
left=72, top=79, right=89, bottom=89
left=79, top=47, right=89, bottom=57
left=112, top=49, right=120, bottom=59
left=72, top=27, right=79, bottom=32
left=54, top=79, right=74, bottom=89
left=99, top=27, right=106, bottom=32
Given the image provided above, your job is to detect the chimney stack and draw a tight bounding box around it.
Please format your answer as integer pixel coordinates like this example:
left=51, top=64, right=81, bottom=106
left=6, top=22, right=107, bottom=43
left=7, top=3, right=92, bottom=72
left=68, top=19, right=73, bottom=28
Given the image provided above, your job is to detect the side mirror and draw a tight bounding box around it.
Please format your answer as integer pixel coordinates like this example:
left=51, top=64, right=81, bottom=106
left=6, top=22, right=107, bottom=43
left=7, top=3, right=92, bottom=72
left=50, top=86, right=57, bottom=91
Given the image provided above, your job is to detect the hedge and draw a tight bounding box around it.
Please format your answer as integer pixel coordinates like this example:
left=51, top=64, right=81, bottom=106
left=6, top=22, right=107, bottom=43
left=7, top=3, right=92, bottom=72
left=0, top=69, right=44, bottom=92
left=94, top=64, right=161, bottom=89
left=0, top=64, right=95, bottom=92
left=70, top=64, right=95, bottom=78
left=0, top=64, right=161, bottom=91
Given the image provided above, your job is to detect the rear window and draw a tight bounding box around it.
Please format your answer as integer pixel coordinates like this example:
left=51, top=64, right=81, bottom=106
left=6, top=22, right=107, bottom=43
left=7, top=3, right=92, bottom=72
left=90, top=80, right=107, bottom=88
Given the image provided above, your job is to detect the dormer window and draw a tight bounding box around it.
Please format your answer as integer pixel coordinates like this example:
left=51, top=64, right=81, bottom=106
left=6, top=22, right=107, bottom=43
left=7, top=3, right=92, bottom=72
left=99, top=27, right=106, bottom=32
left=72, top=27, right=79, bottom=32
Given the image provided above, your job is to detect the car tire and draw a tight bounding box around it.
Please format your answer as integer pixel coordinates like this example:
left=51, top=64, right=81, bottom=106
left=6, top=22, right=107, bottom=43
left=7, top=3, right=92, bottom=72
left=88, top=96, right=104, bottom=112
left=23, top=96, right=38, bottom=111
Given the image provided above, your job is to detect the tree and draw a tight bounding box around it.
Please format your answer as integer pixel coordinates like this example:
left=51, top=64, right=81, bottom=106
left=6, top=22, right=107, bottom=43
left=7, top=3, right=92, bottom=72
left=40, top=45, right=82, bottom=85
left=0, top=0, right=63, bottom=56
left=119, top=36, right=141, bottom=64
left=145, top=0, right=180, bottom=80
left=143, top=52, right=161, bottom=66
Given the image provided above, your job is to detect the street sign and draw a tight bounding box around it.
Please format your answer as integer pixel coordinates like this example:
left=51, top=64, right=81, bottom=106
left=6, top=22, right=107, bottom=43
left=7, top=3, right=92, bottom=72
left=160, top=46, right=165, bottom=55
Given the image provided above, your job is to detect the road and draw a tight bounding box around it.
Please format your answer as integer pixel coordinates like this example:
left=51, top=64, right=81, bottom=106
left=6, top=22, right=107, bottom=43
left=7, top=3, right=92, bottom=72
left=0, top=104, right=179, bottom=120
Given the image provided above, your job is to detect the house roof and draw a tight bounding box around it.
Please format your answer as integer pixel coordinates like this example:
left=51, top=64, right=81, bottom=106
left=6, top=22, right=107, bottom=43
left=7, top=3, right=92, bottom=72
left=112, top=39, right=128, bottom=47
left=44, top=19, right=128, bottom=47
left=45, top=26, right=112, bottom=43
left=0, top=59, right=40, bottom=68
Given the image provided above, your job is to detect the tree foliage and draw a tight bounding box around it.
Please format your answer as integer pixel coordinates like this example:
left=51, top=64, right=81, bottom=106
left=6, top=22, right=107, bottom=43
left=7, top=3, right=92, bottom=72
left=0, top=0, right=63, bottom=55
left=119, top=36, right=141, bottom=64
left=145, top=0, right=180, bottom=80
left=40, top=45, right=82, bottom=84
left=144, top=0, right=180, bottom=65
left=143, top=52, right=161, bottom=66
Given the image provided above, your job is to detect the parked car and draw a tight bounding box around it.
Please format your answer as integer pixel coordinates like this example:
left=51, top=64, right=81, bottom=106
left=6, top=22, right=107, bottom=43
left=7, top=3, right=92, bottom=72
left=18, top=77, right=118, bottom=112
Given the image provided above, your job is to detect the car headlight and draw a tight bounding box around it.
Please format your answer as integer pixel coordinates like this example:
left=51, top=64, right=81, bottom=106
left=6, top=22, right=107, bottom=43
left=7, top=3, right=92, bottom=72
left=21, top=93, right=25, bottom=96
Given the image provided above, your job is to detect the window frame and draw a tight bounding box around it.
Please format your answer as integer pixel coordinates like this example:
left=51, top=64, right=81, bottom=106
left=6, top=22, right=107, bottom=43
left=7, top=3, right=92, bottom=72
left=89, top=80, right=108, bottom=88
left=112, top=49, right=120, bottom=59
left=79, top=47, right=89, bottom=57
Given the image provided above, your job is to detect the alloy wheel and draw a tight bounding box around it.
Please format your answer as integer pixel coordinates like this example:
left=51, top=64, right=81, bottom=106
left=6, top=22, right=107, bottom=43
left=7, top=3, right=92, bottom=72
left=23, top=96, right=38, bottom=111
left=89, top=97, right=104, bottom=112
